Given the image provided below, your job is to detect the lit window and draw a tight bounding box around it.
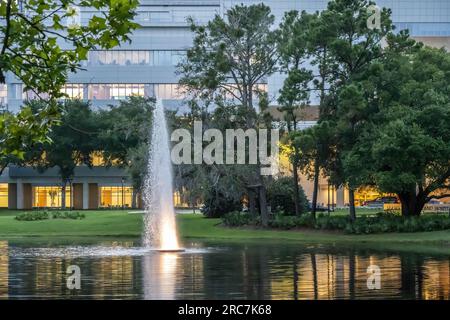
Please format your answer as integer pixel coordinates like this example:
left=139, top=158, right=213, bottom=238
left=61, top=84, right=84, bottom=99
left=88, top=84, right=145, bottom=100
left=100, top=186, right=133, bottom=208
left=0, top=184, right=7, bottom=208
left=33, top=186, right=71, bottom=208
left=87, top=50, right=186, bottom=66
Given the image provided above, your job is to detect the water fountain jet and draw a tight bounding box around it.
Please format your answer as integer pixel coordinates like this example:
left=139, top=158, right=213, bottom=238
left=142, top=100, right=184, bottom=252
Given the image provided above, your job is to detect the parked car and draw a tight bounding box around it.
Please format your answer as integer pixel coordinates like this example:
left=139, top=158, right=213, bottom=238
left=362, top=196, right=399, bottom=208
left=427, top=199, right=442, bottom=205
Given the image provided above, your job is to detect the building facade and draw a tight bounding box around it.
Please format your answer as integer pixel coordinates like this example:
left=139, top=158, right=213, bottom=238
left=1, top=0, right=449, bottom=209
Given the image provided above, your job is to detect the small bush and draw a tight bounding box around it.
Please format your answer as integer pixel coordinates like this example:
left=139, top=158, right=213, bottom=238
left=201, top=191, right=242, bottom=218
left=222, top=211, right=252, bottom=227
left=15, top=211, right=85, bottom=221
left=15, top=211, right=49, bottom=221
left=267, top=176, right=309, bottom=215
left=52, top=211, right=85, bottom=220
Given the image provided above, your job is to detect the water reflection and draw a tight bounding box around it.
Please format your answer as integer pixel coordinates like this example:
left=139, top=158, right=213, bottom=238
left=0, top=240, right=448, bottom=299
left=142, top=253, right=178, bottom=300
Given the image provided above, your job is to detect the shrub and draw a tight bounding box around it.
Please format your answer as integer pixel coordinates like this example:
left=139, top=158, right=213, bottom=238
left=222, top=211, right=252, bottom=227
left=15, top=211, right=85, bottom=221
left=15, top=211, right=49, bottom=221
left=52, top=211, right=85, bottom=220
left=201, top=191, right=242, bottom=218
left=315, top=214, right=348, bottom=230
left=267, top=176, right=309, bottom=215
left=221, top=209, right=450, bottom=234
left=269, top=213, right=297, bottom=229
left=343, top=213, right=450, bottom=234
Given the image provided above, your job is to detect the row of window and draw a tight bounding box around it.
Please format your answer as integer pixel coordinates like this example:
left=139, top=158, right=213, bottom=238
left=23, top=84, right=185, bottom=100
left=0, top=184, right=188, bottom=208
left=86, top=50, right=187, bottom=67
left=22, top=83, right=268, bottom=101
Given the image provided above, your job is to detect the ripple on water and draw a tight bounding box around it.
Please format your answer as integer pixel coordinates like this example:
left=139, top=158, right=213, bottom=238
left=9, top=245, right=217, bottom=258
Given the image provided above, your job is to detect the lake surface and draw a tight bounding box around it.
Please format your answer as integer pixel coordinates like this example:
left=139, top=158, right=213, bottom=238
left=0, top=239, right=448, bottom=299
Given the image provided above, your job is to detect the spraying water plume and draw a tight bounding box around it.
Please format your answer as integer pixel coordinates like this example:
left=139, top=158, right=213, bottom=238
left=142, top=100, right=181, bottom=251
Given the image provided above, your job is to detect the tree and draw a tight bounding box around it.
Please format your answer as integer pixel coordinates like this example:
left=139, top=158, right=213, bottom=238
left=345, top=41, right=450, bottom=216
left=178, top=4, right=279, bottom=226
left=303, top=10, right=339, bottom=217
left=290, top=121, right=334, bottom=219
left=267, top=176, right=308, bottom=216
left=23, top=100, right=98, bottom=208
left=319, top=0, right=394, bottom=220
left=277, top=10, right=313, bottom=216
left=0, top=0, right=138, bottom=170
left=98, top=96, right=155, bottom=207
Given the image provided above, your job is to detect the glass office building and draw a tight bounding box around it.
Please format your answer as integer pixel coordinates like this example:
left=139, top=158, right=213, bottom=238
left=1, top=0, right=449, bottom=209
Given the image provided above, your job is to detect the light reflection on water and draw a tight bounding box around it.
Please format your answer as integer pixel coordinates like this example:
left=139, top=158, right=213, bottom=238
left=0, top=240, right=448, bottom=300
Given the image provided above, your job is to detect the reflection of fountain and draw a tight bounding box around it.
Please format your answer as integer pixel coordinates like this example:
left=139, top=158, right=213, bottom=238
left=142, top=253, right=178, bottom=300
left=142, top=100, right=181, bottom=251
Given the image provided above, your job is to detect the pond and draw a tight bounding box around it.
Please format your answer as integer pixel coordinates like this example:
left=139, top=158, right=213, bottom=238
left=0, top=240, right=448, bottom=299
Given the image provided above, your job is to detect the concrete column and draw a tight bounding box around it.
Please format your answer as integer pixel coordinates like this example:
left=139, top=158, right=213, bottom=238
left=82, top=182, right=89, bottom=210
left=8, top=183, right=17, bottom=209
left=22, top=184, right=32, bottom=209
left=16, top=179, right=23, bottom=209
left=88, top=183, right=99, bottom=209
left=336, top=187, right=345, bottom=208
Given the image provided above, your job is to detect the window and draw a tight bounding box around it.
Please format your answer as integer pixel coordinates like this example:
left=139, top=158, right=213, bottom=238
left=33, top=186, right=71, bottom=208
left=88, top=50, right=186, bottom=66
left=88, top=84, right=146, bottom=100
left=154, top=84, right=183, bottom=99
left=0, top=184, right=7, bottom=208
left=100, top=186, right=133, bottom=208
left=61, top=84, right=84, bottom=99
left=0, top=85, right=7, bottom=105
left=23, top=90, right=50, bottom=100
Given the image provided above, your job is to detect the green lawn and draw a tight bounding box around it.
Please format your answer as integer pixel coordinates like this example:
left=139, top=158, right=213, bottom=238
left=0, top=210, right=449, bottom=252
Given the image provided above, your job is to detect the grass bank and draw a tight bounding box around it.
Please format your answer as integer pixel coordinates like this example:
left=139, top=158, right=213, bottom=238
left=0, top=210, right=449, bottom=251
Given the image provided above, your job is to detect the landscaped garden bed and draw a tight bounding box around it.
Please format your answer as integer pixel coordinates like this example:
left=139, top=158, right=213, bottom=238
left=222, top=211, right=450, bottom=234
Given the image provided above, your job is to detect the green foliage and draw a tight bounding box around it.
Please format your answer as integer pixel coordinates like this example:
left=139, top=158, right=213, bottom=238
left=15, top=211, right=86, bottom=221
left=315, top=214, right=349, bottom=230
left=222, top=210, right=450, bottom=234
left=98, top=97, right=156, bottom=194
left=201, top=190, right=242, bottom=218
left=179, top=3, right=279, bottom=110
left=344, top=44, right=450, bottom=216
left=267, top=176, right=309, bottom=215
left=15, top=211, right=49, bottom=221
left=269, top=213, right=315, bottom=229
left=0, top=0, right=138, bottom=169
left=0, top=0, right=138, bottom=96
left=344, top=214, right=450, bottom=234
left=98, top=97, right=155, bottom=166
left=51, top=211, right=85, bottom=220
left=222, top=212, right=252, bottom=227
left=20, top=100, right=98, bottom=208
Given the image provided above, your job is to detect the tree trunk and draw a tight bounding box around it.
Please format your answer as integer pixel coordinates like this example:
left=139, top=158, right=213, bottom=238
left=248, top=190, right=257, bottom=218
left=131, top=189, right=137, bottom=209
left=398, top=192, right=426, bottom=217
left=61, top=183, right=66, bottom=209
left=256, top=171, right=269, bottom=227
left=311, top=157, right=320, bottom=220
left=348, top=188, right=356, bottom=221
left=292, top=159, right=300, bottom=216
